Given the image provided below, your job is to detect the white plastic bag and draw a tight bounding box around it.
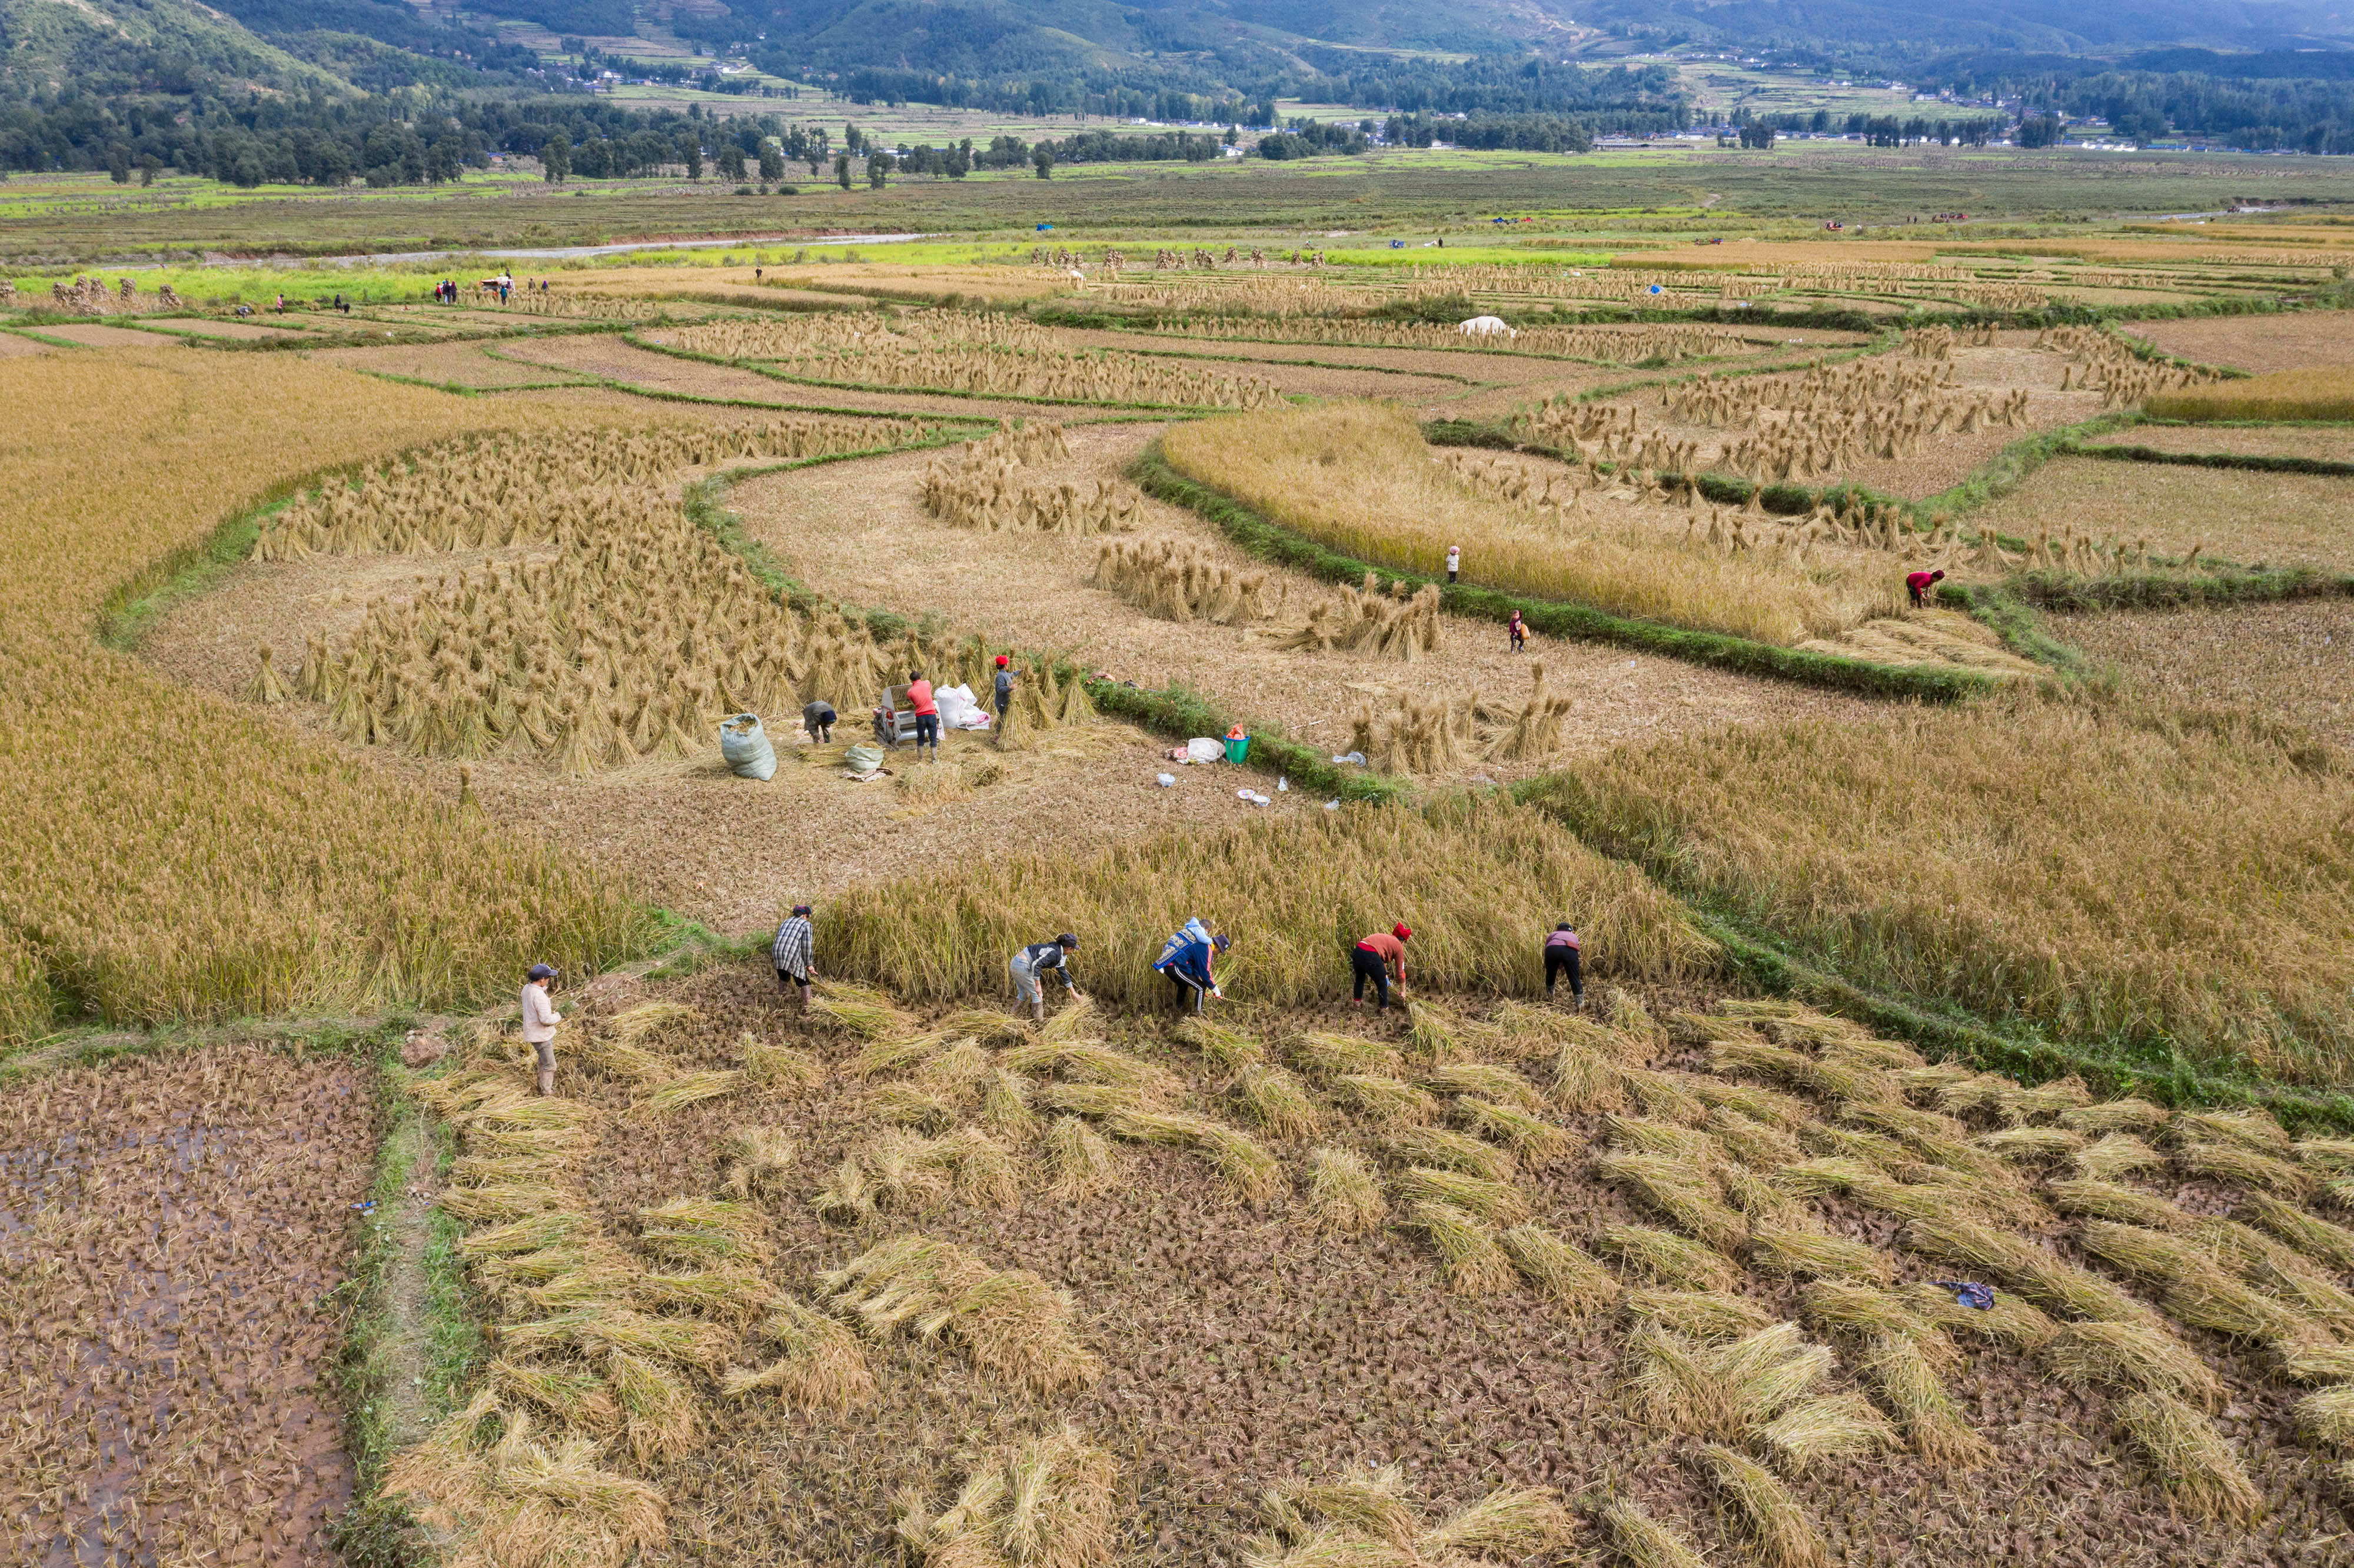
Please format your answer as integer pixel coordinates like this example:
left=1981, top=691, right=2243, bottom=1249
left=1185, top=737, right=1223, bottom=764
left=939, top=684, right=991, bottom=730
left=718, top=714, right=776, bottom=781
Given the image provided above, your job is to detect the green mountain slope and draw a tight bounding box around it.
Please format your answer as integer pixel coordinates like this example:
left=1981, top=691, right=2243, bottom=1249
left=0, top=0, right=354, bottom=96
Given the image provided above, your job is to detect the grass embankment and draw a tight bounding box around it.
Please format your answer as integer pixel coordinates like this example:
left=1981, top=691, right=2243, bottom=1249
left=1525, top=687, right=2354, bottom=1088
left=1163, top=401, right=1900, bottom=646
left=823, top=795, right=1717, bottom=1006
left=0, top=348, right=651, bottom=1047
left=2151, top=366, right=2354, bottom=422
left=333, top=1061, right=483, bottom=1567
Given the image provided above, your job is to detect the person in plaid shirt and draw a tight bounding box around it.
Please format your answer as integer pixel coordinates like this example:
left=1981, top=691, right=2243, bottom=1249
left=773, top=904, right=815, bottom=1010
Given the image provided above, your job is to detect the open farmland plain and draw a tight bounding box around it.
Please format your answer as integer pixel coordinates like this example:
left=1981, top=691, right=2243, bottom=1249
left=8, top=148, right=2354, bottom=1568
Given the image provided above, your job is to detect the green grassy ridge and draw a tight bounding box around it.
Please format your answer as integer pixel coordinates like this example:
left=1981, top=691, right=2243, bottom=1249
left=1080, top=679, right=1407, bottom=805
left=187, top=316, right=667, bottom=354
left=2006, top=565, right=2354, bottom=612
left=1930, top=581, right=2089, bottom=674
left=622, top=330, right=1274, bottom=415
left=2064, top=440, right=2354, bottom=478
left=344, top=368, right=599, bottom=398
left=1132, top=447, right=2000, bottom=703
left=1514, top=778, right=2354, bottom=1134
left=329, top=1062, right=483, bottom=1568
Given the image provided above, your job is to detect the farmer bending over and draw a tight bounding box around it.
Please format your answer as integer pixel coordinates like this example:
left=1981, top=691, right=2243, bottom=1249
left=803, top=700, right=837, bottom=744
left=1010, top=933, right=1083, bottom=1025
left=774, top=904, right=816, bottom=1011
left=1544, top=923, right=1583, bottom=1008
left=1906, top=567, right=1945, bottom=608
left=1155, top=920, right=1229, bottom=1013
left=1352, top=924, right=1411, bottom=1013
left=521, top=963, right=563, bottom=1096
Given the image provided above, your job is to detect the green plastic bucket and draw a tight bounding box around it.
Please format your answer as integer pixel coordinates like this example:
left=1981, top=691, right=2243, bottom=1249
left=1225, top=734, right=1250, bottom=764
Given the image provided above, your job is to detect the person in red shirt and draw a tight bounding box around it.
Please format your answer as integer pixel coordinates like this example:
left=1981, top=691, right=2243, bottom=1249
left=1352, top=923, right=1410, bottom=1012
left=906, top=668, right=939, bottom=760
left=1906, top=568, right=1944, bottom=607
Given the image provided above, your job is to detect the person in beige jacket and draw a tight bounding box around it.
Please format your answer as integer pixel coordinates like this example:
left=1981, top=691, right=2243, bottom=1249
left=521, top=963, right=563, bottom=1096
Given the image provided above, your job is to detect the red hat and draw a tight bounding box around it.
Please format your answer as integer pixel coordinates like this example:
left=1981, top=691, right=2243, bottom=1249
left=996, top=654, right=1009, bottom=667
left=1393, top=923, right=1412, bottom=941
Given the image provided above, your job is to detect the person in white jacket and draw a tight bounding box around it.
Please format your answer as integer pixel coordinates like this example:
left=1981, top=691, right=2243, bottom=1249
left=521, top=963, right=563, bottom=1096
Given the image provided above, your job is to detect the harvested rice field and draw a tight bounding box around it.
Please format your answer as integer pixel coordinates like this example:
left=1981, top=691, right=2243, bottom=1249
left=488, top=334, right=1133, bottom=421
left=30, top=322, right=170, bottom=347
left=384, top=972, right=2354, bottom=1568
left=0, top=1043, right=379, bottom=1567
left=2132, top=311, right=2354, bottom=374
left=1969, top=457, right=2354, bottom=571
left=728, top=420, right=1891, bottom=763
left=2086, top=422, right=2354, bottom=463
left=309, top=340, right=604, bottom=389
left=2062, top=597, right=2354, bottom=750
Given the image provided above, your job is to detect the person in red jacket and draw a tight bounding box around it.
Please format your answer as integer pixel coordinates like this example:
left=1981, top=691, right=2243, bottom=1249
left=1906, top=568, right=1944, bottom=607
left=906, top=668, right=939, bottom=761
left=1352, top=923, right=1410, bottom=1012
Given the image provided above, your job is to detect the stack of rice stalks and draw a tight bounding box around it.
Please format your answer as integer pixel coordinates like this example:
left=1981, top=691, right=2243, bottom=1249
left=927, top=467, right=1142, bottom=535
left=894, top=1424, right=1119, bottom=1568
left=1246, top=1467, right=1572, bottom=1565
left=1264, top=574, right=1443, bottom=660
left=1093, top=538, right=1281, bottom=626
left=662, top=311, right=1284, bottom=410
left=254, top=422, right=928, bottom=560
left=292, top=501, right=943, bottom=774
left=2040, top=325, right=2222, bottom=409
left=1345, top=668, right=1571, bottom=773
left=1153, top=315, right=1753, bottom=363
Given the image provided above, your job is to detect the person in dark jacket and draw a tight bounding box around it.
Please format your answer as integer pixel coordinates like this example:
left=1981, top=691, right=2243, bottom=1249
left=1544, top=923, right=1582, bottom=1007
left=803, top=700, right=837, bottom=744
left=1155, top=924, right=1229, bottom=1013
left=1010, top=933, right=1082, bottom=1024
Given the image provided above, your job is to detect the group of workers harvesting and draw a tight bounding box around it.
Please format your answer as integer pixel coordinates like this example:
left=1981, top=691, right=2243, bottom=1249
left=772, top=910, right=1584, bottom=1026
left=518, top=911, right=1584, bottom=1095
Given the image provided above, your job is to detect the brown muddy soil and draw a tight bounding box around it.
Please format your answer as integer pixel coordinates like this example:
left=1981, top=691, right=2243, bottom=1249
left=503, top=959, right=2348, bottom=1567
left=0, top=1044, right=378, bottom=1567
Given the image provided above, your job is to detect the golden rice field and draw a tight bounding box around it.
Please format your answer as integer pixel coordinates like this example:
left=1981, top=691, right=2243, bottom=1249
left=1162, top=400, right=1903, bottom=644
left=0, top=348, right=662, bottom=1045
left=1968, top=457, right=2354, bottom=572
left=1529, top=689, right=2354, bottom=1083
left=2150, top=365, right=2354, bottom=422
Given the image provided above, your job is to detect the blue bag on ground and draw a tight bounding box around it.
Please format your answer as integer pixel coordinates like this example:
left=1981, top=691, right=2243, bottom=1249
left=719, top=713, right=777, bottom=781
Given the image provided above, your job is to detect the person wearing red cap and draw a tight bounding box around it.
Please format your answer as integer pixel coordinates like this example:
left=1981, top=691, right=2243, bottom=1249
left=992, top=654, right=1019, bottom=748
left=1351, top=923, right=1410, bottom=1012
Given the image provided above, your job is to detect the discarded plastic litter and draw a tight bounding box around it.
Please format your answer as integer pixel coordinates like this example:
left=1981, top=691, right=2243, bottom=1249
left=1331, top=751, right=1368, bottom=765
left=1276, top=776, right=1288, bottom=791
left=1324, top=800, right=1341, bottom=810
left=1156, top=773, right=1176, bottom=787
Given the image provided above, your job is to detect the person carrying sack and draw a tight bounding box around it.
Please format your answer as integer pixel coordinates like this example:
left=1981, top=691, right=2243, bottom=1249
left=1544, top=923, right=1582, bottom=1007
left=521, top=963, right=563, bottom=1096
left=1009, top=933, right=1082, bottom=1024
left=774, top=904, right=816, bottom=1010
left=1153, top=918, right=1229, bottom=1013
left=1352, top=924, right=1410, bottom=1013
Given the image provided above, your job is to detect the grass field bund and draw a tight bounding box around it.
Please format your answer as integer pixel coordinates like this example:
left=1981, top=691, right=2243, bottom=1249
left=8, top=144, right=2354, bottom=1568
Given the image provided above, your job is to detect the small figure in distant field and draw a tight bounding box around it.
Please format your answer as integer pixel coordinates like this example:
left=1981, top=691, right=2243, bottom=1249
left=1010, top=932, right=1083, bottom=1025
left=1155, top=920, right=1229, bottom=1013
left=1907, top=567, right=1946, bottom=607
left=755, top=266, right=764, bottom=281
left=521, top=963, right=563, bottom=1096
left=1508, top=609, right=1527, bottom=652
left=1544, top=922, right=1583, bottom=1007
left=773, top=904, right=815, bottom=1010
left=1352, top=923, right=1410, bottom=1013
left=275, top=292, right=287, bottom=313
left=906, top=669, right=939, bottom=760
left=803, top=700, right=837, bottom=744
left=992, top=654, right=1019, bottom=747
left=1446, top=544, right=1461, bottom=585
